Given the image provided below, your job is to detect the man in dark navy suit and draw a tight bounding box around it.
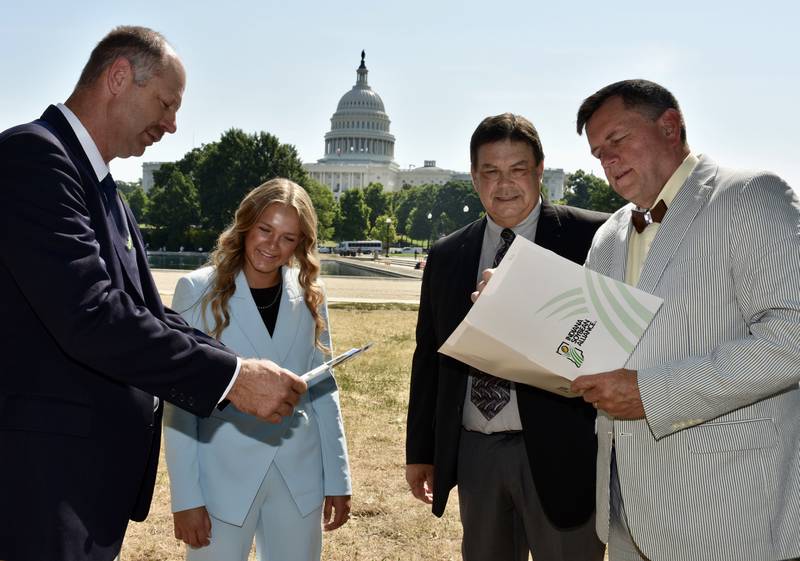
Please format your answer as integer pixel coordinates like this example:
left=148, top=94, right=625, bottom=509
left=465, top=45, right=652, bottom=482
left=0, top=26, right=306, bottom=561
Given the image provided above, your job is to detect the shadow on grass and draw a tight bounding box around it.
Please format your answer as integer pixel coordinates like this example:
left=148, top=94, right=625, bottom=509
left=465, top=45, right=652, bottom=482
left=329, top=302, right=419, bottom=312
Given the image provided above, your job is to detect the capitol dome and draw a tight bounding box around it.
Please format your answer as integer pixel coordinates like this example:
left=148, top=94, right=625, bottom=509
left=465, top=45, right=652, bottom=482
left=319, top=51, right=396, bottom=164
left=336, top=86, right=386, bottom=112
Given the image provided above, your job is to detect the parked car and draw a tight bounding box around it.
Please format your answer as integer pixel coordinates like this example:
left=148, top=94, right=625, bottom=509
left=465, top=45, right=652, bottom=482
left=317, top=246, right=333, bottom=254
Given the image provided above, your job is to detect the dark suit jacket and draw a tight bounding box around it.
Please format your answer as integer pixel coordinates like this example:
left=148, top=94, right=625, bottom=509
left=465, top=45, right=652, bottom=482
left=0, top=106, right=238, bottom=561
left=405, top=201, right=609, bottom=528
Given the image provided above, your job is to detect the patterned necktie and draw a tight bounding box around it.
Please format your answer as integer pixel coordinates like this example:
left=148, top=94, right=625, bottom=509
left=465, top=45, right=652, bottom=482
left=470, top=227, right=515, bottom=420
left=100, top=173, right=132, bottom=251
left=630, top=199, right=668, bottom=234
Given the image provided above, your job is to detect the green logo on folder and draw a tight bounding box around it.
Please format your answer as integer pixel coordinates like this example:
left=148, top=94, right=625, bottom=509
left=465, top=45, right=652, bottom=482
left=557, top=341, right=584, bottom=368
left=537, top=269, right=655, bottom=354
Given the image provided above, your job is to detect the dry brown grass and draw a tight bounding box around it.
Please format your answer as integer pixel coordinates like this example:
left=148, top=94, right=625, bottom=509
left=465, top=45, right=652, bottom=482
left=122, top=304, right=464, bottom=561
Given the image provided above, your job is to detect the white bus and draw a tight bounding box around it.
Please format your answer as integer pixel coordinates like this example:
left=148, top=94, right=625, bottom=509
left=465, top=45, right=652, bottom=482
left=336, top=240, right=383, bottom=256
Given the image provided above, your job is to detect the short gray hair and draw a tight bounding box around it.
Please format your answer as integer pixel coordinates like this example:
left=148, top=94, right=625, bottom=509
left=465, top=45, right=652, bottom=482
left=76, top=25, right=171, bottom=88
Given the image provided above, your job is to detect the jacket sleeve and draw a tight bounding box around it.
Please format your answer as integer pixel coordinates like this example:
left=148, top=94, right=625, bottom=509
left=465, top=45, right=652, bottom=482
left=307, top=295, right=352, bottom=496
left=405, top=245, right=440, bottom=464
left=639, top=173, right=800, bottom=438
left=0, top=129, right=236, bottom=416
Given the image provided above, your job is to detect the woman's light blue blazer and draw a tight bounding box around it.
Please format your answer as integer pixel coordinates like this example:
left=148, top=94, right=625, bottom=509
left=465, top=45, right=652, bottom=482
left=164, top=265, right=351, bottom=526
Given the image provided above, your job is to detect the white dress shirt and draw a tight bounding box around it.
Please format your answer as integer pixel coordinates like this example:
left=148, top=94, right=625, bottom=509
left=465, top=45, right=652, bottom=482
left=462, top=199, right=542, bottom=433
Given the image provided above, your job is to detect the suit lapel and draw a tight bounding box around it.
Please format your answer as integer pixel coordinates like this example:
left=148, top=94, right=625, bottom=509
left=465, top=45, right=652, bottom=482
left=611, top=209, right=633, bottom=282
left=125, top=204, right=156, bottom=306
left=229, top=267, right=304, bottom=364
left=107, top=200, right=144, bottom=299
left=40, top=106, right=148, bottom=303
left=230, top=270, right=275, bottom=359
left=637, top=156, right=716, bottom=293
left=451, top=219, right=486, bottom=326
left=269, top=266, right=304, bottom=365
left=533, top=200, right=561, bottom=252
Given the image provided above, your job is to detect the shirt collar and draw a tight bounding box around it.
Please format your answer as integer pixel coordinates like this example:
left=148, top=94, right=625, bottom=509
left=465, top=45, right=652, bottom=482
left=56, top=103, right=109, bottom=182
left=640, top=152, right=700, bottom=211
left=485, top=196, right=542, bottom=238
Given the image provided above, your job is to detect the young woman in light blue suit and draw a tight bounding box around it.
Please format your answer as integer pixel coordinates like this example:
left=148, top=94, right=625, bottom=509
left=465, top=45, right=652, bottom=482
left=164, top=178, right=351, bottom=561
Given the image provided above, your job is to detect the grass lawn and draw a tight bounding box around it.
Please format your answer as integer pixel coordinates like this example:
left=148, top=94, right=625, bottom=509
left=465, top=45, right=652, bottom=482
left=121, top=304, right=465, bottom=560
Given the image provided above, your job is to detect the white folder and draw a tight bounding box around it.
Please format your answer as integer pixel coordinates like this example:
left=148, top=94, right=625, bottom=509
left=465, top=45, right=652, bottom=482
left=439, top=237, right=663, bottom=397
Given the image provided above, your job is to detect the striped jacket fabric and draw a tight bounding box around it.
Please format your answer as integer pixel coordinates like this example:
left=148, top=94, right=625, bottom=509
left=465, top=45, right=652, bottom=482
left=585, top=154, right=800, bottom=561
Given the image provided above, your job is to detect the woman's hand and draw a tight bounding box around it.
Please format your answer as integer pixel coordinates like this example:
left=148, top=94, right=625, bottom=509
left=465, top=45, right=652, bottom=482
left=323, top=495, right=352, bottom=531
left=173, top=506, right=212, bottom=548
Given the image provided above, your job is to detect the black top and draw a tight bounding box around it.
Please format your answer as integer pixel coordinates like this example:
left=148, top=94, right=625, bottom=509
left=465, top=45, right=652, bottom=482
left=250, top=280, right=282, bottom=336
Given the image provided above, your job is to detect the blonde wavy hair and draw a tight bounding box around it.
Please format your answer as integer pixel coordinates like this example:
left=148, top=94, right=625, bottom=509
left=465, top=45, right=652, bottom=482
left=200, top=178, right=326, bottom=349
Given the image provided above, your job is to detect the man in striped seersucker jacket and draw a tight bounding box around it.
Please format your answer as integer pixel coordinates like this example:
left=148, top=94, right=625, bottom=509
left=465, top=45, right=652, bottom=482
left=570, top=79, right=800, bottom=561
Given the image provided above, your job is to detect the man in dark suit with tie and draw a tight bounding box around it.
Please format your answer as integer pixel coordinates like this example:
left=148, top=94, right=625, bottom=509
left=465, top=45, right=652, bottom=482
left=405, top=113, right=608, bottom=561
left=0, top=26, right=306, bottom=561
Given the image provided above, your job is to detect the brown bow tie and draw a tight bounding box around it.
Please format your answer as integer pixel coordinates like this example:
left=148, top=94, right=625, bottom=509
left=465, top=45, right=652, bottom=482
left=631, top=199, right=668, bottom=233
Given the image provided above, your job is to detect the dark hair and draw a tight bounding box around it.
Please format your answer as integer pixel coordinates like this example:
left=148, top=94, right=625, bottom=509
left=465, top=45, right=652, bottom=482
left=470, top=113, right=544, bottom=168
left=76, top=26, right=171, bottom=89
left=576, top=79, right=687, bottom=144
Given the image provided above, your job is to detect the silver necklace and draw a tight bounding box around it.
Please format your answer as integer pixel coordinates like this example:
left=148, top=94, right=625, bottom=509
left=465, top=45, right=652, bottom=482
left=254, top=280, right=282, bottom=310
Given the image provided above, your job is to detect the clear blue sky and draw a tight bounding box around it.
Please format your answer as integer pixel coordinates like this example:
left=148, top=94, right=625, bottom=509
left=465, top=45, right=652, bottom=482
left=2, top=0, right=798, bottom=192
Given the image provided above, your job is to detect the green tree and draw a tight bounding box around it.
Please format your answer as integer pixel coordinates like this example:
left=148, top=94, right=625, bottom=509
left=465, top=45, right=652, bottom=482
left=115, top=179, right=149, bottom=222
left=563, top=170, right=593, bottom=209
left=115, top=180, right=141, bottom=197
left=302, top=178, right=336, bottom=241
left=192, top=129, right=308, bottom=232
left=147, top=168, right=201, bottom=250
left=406, top=206, right=433, bottom=246
left=563, top=170, right=625, bottom=212
left=369, top=213, right=397, bottom=254
left=587, top=178, right=627, bottom=213
left=432, top=180, right=481, bottom=233
left=363, top=182, right=389, bottom=228
left=391, top=185, right=419, bottom=238
left=335, top=189, right=369, bottom=241
left=404, top=186, right=437, bottom=244
left=124, top=185, right=149, bottom=222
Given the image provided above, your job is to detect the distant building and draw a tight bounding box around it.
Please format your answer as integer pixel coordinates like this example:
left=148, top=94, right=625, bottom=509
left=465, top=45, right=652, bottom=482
left=141, top=162, right=163, bottom=192
left=145, top=51, right=567, bottom=200
left=398, top=160, right=469, bottom=187
left=303, top=51, right=566, bottom=200
left=303, top=51, right=400, bottom=197
left=543, top=168, right=566, bottom=200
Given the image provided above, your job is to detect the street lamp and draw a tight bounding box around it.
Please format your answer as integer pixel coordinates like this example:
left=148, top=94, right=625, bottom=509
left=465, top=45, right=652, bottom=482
left=426, top=212, right=433, bottom=249
left=384, top=217, right=392, bottom=257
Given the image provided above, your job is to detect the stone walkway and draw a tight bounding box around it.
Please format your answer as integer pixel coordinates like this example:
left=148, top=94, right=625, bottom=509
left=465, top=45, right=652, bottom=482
left=152, top=269, right=422, bottom=308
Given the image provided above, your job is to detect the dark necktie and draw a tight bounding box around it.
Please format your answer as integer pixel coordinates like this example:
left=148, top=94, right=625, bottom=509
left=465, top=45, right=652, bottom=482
left=470, top=227, right=515, bottom=420
left=630, top=199, right=668, bottom=234
left=100, top=173, right=132, bottom=251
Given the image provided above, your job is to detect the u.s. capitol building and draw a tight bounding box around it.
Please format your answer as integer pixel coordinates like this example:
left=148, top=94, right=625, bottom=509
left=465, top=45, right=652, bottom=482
left=303, top=51, right=565, bottom=200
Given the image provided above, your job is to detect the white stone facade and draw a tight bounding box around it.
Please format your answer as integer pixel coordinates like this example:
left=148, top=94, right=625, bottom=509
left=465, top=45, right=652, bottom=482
left=543, top=168, right=566, bottom=200
left=304, top=52, right=566, bottom=200
left=141, top=162, right=163, bottom=192
left=306, top=161, right=400, bottom=196
left=144, top=52, right=567, bottom=201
